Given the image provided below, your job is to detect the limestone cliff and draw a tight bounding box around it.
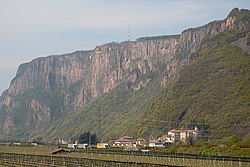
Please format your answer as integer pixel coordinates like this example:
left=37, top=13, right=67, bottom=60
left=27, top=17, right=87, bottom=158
left=0, top=8, right=249, bottom=139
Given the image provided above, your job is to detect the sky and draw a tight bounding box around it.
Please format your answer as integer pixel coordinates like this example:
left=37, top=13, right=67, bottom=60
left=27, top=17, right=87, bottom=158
left=0, top=0, right=249, bottom=94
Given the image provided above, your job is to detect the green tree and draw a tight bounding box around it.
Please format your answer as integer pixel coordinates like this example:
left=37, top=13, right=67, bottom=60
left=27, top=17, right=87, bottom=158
left=241, top=133, right=250, bottom=145
left=228, top=135, right=239, bottom=144
left=217, top=135, right=239, bottom=146
left=78, top=132, right=98, bottom=145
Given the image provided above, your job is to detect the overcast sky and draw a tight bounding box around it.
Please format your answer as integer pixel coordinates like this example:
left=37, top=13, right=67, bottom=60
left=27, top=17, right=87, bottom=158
left=0, top=0, right=249, bottom=94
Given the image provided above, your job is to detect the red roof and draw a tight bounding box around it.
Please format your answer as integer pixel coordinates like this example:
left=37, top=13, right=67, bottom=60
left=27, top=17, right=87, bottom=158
left=115, top=139, right=132, bottom=143
left=149, top=139, right=158, bottom=143
left=114, top=136, right=133, bottom=143
left=136, top=138, right=146, bottom=141
left=160, top=134, right=171, bottom=138
left=121, top=136, right=132, bottom=139
left=169, top=129, right=198, bottom=133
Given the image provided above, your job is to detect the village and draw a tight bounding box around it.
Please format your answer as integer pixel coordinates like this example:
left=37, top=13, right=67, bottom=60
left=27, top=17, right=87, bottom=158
left=63, top=127, right=199, bottom=149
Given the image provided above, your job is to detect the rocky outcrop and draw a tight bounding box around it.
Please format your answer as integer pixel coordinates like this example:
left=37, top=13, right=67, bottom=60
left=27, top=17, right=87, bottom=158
left=2, top=38, right=181, bottom=109
left=0, top=8, right=249, bottom=139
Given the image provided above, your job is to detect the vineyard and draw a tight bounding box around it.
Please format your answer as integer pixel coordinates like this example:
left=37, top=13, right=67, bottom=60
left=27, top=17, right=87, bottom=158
left=0, top=153, right=177, bottom=167
left=0, top=147, right=249, bottom=167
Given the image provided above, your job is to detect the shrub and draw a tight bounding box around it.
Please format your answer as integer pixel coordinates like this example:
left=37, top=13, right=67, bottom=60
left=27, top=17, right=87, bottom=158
left=217, top=135, right=239, bottom=146
left=228, top=135, right=239, bottom=144
left=241, top=133, right=250, bottom=145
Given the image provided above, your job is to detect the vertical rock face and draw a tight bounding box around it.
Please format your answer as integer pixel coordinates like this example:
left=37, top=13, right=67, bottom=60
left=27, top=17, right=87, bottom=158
left=2, top=38, right=180, bottom=109
left=0, top=8, right=249, bottom=138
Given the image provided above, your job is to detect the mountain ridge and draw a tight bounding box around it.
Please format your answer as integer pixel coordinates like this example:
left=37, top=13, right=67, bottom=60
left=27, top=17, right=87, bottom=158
left=0, top=8, right=249, bottom=141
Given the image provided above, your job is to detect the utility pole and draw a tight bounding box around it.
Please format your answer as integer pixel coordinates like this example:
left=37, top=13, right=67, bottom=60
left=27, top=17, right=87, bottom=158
left=89, top=133, right=91, bottom=146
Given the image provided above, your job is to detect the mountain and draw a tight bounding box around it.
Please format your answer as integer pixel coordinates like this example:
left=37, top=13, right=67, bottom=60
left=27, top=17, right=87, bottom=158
left=0, top=8, right=249, bottom=141
left=147, top=31, right=250, bottom=139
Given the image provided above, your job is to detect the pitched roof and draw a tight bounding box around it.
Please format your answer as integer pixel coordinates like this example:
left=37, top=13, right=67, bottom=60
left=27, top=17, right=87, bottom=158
left=149, top=139, right=158, bottom=143
left=50, top=148, right=69, bottom=154
left=114, top=138, right=132, bottom=143
left=115, top=136, right=132, bottom=142
left=121, top=136, right=132, bottom=139
left=169, top=129, right=198, bottom=133
left=160, top=134, right=171, bottom=138
left=136, top=138, right=146, bottom=141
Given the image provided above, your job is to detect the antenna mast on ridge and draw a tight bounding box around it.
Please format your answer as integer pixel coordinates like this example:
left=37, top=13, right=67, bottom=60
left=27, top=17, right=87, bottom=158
left=128, top=25, right=131, bottom=41
left=115, top=19, right=118, bottom=42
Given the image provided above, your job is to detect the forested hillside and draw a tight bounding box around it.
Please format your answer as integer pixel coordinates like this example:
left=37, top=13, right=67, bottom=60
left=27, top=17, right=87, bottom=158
left=147, top=30, right=250, bottom=139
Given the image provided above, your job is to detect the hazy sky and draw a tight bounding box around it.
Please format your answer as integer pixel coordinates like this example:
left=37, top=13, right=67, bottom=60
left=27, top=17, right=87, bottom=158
left=0, top=0, right=249, bottom=94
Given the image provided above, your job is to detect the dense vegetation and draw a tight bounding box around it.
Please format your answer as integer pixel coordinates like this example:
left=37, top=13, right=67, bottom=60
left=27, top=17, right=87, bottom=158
left=136, top=34, right=180, bottom=41
left=146, top=30, right=250, bottom=139
left=150, top=133, right=250, bottom=157
left=78, top=132, right=98, bottom=145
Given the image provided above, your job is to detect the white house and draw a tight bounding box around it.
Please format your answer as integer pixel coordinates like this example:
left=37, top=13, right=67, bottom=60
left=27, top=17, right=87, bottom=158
left=113, top=136, right=133, bottom=147
left=136, top=138, right=146, bottom=146
left=148, top=139, right=158, bottom=147
left=167, top=127, right=199, bottom=143
left=158, top=134, right=173, bottom=143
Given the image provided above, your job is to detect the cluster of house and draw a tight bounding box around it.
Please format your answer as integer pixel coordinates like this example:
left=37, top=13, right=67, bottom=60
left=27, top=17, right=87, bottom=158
left=61, top=128, right=199, bottom=149
left=113, top=127, right=199, bottom=148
